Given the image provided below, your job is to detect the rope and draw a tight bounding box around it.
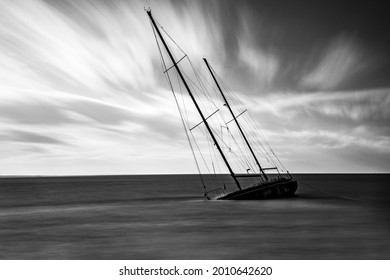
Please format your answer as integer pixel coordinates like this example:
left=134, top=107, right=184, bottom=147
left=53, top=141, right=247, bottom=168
left=209, top=65, right=281, bottom=174
left=172, top=78, right=207, bottom=189
left=150, top=13, right=289, bottom=188
left=149, top=16, right=207, bottom=190
left=300, top=182, right=367, bottom=202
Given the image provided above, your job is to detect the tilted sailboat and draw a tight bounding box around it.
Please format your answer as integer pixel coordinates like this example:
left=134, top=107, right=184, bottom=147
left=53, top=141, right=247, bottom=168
left=146, top=9, right=298, bottom=200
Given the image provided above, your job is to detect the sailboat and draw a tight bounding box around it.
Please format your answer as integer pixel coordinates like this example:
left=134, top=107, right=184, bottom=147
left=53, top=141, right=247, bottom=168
left=146, top=9, right=298, bottom=200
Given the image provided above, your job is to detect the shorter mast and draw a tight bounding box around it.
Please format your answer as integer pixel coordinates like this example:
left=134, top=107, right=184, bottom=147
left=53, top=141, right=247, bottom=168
left=147, top=10, right=242, bottom=190
left=203, top=58, right=269, bottom=181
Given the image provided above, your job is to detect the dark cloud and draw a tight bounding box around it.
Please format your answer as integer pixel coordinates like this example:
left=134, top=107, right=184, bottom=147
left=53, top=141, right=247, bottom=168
left=1, top=129, right=67, bottom=145
left=0, top=101, right=70, bottom=125
left=186, top=0, right=390, bottom=92
left=68, top=100, right=133, bottom=125
left=0, top=97, right=184, bottom=143
left=68, top=99, right=184, bottom=141
left=0, top=97, right=140, bottom=126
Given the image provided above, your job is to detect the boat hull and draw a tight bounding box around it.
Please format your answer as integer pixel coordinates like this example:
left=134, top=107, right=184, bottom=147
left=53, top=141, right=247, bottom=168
left=217, top=178, right=298, bottom=200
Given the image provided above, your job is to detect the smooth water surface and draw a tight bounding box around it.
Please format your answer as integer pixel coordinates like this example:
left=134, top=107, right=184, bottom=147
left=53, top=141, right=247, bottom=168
left=0, top=174, right=389, bottom=259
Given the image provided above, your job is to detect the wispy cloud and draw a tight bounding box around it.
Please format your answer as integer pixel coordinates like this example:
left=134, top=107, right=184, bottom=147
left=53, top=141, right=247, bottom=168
left=0, top=0, right=389, bottom=174
left=239, top=88, right=390, bottom=122
left=1, top=129, right=67, bottom=145
left=236, top=9, right=279, bottom=89
left=300, top=35, right=370, bottom=91
left=231, top=87, right=390, bottom=172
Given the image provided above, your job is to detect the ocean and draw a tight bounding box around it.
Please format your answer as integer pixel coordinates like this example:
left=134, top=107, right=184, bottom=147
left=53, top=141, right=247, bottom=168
left=0, top=174, right=389, bottom=259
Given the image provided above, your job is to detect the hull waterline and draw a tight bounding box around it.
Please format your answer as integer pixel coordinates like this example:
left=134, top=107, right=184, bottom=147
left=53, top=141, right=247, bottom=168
left=217, top=178, right=298, bottom=200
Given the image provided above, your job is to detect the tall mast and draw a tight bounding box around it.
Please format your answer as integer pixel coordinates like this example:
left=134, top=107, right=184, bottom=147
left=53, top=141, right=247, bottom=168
left=147, top=10, right=241, bottom=190
left=203, top=58, right=269, bottom=181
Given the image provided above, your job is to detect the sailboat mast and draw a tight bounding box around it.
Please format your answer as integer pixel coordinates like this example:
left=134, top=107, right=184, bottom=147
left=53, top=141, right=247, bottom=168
left=203, top=58, right=269, bottom=181
left=147, top=10, right=242, bottom=190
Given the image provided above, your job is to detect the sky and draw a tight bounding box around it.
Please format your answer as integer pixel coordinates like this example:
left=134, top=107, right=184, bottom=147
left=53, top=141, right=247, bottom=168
left=0, top=0, right=389, bottom=175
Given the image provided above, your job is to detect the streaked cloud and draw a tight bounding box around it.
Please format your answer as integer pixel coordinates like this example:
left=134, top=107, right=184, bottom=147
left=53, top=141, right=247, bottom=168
left=0, top=0, right=389, bottom=174
left=300, top=35, right=366, bottom=90
left=1, top=130, right=66, bottom=145
left=240, top=88, right=390, bottom=122
left=235, top=8, right=279, bottom=90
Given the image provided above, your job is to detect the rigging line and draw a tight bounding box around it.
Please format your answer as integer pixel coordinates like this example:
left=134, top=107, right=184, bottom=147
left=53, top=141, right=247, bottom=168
left=190, top=109, right=220, bottom=131
left=186, top=63, right=231, bottom=134
left=242, top=106, right=281, bottom=161
left=164, top=55, right=187, bottom=73
left=213, top=141, right=223, bottom=179
left=188, top=84, right=216, bottom=130
left=150, top=16, right=207, bottom=188
left=153, top=18, right=186, bottom=55
left=263, top=139, right=288, bottom=172
left=199, top=124, right=226, bottom=177
left=188, top=58, right=221, bottom=108
left=176, top=78, right=229, bottom=184
left=191, top=61, right=234, bottom=131
left=239, top=123, right=267, bottom=162
left=152, top=22, right=181, bottom=65
left=227, top=116, right=263, bottom=171
left=227, top=144, right=250, bottom=170
left=176, top=73, right=192, bottom=135
left=228, top=150, right=244, bottom=168
left=212, top=162, right=217, bottom=179
left=249, top=130, right=280, bottom=171
left=181, top=70, right=219, bottom=109
left=238, top=129, right=279, bottom=173
left=198, top=125, right=216, bottom=176
left=188, top=59, right=210, bottom=100
left=169, top=79, right=207, bottom=186
left=300, top=182, right=367, bottom=202
left=155, top=18, right=187, bottom=55
left=228, top=147, right=255, bottom=173
left=226, top=109, right=247, bottom=124
left=225, top=126, right=248, bottom=167
left=177, top=74, right=189, bottom=125
left=226, top=126, right=231, bottom=148
left=150, top=19, right=169, bottom=75
left=220, top=77, right=245, bottom=111
left=177, top=73, right=193, bottom=132
left=247, top=121, right=286, bottom=171
left=211, top=126, right=252, bottom=172
left=240, top=116, right=279, bottom=166
left=206, top=127, right=219, bottom=174
left=269, top=149, right=287, bottom=172
left=225, top=122, right=257, bottom=169
left=173, top=89, right=206, bottom=187
left=208, top=62, right=285, bottom=174
left=255, top=120, right=277, bottom=155
left=207, top=128, right=220, bottom=178
left=212, top=67, right=244, bottom=109
left=226, top=126, right=257, bottom=173
left=207, top=66, right=265, bottom=168
left=187, top=58, right=230, bottom=128
left=193, top=60, right=232, bottom=107
left=242, top=122, right=274, bottom=161
left=227, top=132, right=248, bottom=170
left=189, top=129, right=212, bottom=175
left=192, top=65, right=221, bottom=121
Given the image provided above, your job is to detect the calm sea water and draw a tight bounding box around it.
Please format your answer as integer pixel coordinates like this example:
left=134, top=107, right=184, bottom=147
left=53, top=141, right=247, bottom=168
left=0, top=174, right=389, bottom=259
